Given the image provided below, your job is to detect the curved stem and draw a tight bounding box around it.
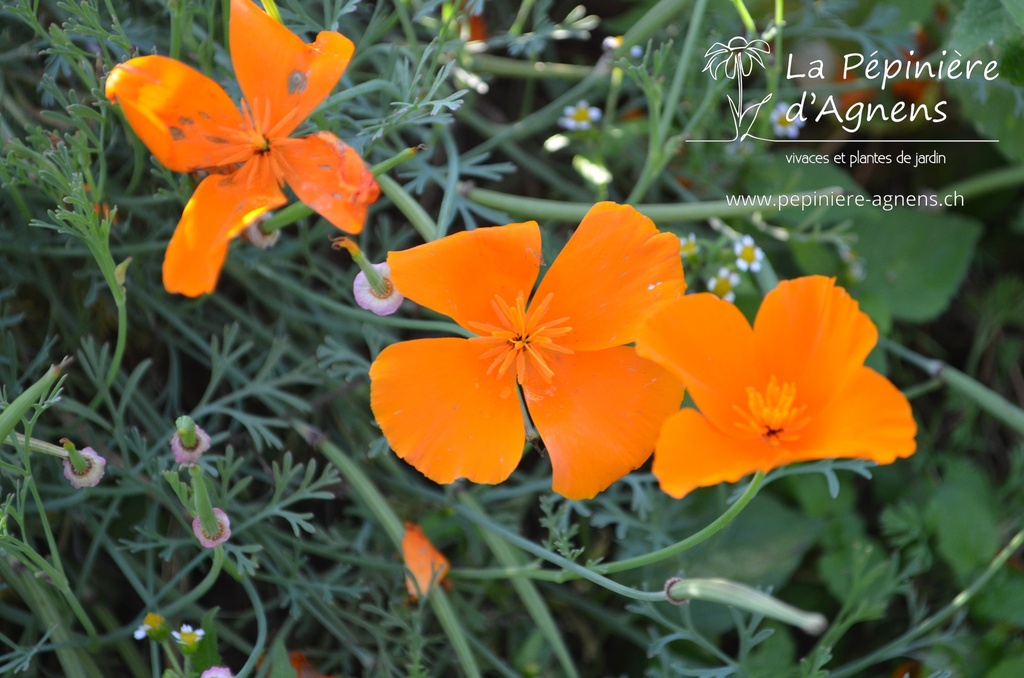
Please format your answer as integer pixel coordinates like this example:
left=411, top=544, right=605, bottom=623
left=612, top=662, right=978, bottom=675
left=599, top=472, right=764, bottom=575
left=467, top=186, right=845, bottom=223
left=829, top=526, right=1024, bottom=678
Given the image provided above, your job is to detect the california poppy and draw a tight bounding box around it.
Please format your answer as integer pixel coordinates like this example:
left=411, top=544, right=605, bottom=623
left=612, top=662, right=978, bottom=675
left=635, top=275, right=917, bottom=499
left=369, top=202, right=686, bottom=500
left=104, top=0, right=379, bottom=296
left=402, top=522, right=450, bottom=601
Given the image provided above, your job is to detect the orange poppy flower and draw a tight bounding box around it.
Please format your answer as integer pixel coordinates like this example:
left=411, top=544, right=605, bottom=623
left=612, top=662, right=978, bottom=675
left=402, top=522, right=450, bottom=601
left=369, top=202, right=686, bottom=499
left=104, top=0, right=379, bottom=296
left=635, top=275, right=917, bottom=499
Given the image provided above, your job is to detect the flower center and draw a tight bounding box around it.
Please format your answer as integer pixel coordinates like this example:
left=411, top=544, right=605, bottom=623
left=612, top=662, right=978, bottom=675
left=733, top=376, right=810, bottom=445
left=739, top=244, right=758, bottom=263
left=467, top=292, right=573, bottom=384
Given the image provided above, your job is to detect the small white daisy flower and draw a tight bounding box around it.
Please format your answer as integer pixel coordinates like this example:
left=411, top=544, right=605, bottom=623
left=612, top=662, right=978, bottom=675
left=679, top=233, right=699, bottom=258
left=770, top=102, right=805, bottom=139
left=733, top=235, right=765, bottom=272
left=559, top=101, right=602, bottom=131
left=172, top=624, right=205, bottom=654
left=708, top=267, right=741, bottom=303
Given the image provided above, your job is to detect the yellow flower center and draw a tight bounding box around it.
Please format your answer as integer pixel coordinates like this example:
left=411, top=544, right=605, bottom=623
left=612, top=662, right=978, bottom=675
left=467, top=292, right=573, bottom=384
left=733, top=376, right=810, bottom=445
left=571, top=106, right=593, bottom=124
left=143, top=612, right=165, bottom=629
left=178, top=630, right=200, bottom=647
left=711, top=276, right=734, bottom=297
left=739, top=244, right=758, bottom=263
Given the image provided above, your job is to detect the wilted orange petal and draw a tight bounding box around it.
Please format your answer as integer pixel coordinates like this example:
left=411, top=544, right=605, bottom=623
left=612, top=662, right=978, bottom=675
left=162, top=158, right=285, bottom=296
left=636, top=293, right=758, bottom=436
left=534, top=202, right=685, bottom=351
left=288, top=650, right=332, bottom=678
left=274, top=132, right=378, bottom=234
left=369, top=338, right=524, bottom=484
left=753, top=276, right=878, bottom=411
left=229, top=0, right=354, bottom=138
left=402, top=522, right=450, bottom=601
left=388, top=222, right=542, bottom=331
left=523, top=346, right=684, bottom=499
left=789, top=366, right=917, bottom=464
left=653, top=409, right=781, bottom=499
left=104, top=55, right=247, bottom=173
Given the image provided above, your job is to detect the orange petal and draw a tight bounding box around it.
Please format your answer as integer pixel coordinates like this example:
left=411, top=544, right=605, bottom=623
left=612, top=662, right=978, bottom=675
left=229, top=0, right=353, bottom=138
left=273, top=132, right=379, bottom=234
left=402, top=522, right=450, bottom=601
left=162, top=158, right=285, bottom=296
left=523, top=347, right=684, bottom=499
left=369, top=338, right=525, bottom=484
left=635, top=293, right=758, bottom=436
left=388, top=222, right=542, bottom=331
left=653, top=408, right=781, bottom=499
left=104, top=55, right=247, bottom=172
left=788, top=366, right=917, bottom=464
left=534, top=202, right=685, bottom=351
left=753, top=276, right=878, bottom=410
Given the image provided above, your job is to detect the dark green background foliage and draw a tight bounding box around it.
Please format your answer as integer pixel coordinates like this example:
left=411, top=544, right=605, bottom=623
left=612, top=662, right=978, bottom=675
left=1, top=0, right=1023, bottom=675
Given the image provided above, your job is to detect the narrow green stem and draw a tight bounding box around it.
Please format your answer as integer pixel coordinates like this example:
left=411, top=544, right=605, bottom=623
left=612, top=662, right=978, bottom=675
left=881, top=338, right=1024, bottom=436
left=168, top=0, right=182, bottom=60
left=665, top=578, right=826, bottom=634
left=462, top=54, right=592, bottom=80
left=189, top=466, right=223, bottom=539
left=259, top=0, right=282, bottom=23
left=158, top=549, right=225, bottom=618
left=830, top=526, right=1024, bottom=678
left=508, top=0, right=536, bottom=36
left=299, top=424, right=482, bottom=677
left=627, top=0, right=708, bottom=203
left=728, top=0, right=757, bottom=34
left=939, top=164, right=1024, bottom=203
left=466, top=186, right=845, bottom=223
left=460, top=495, right=579, bottom=678
left=599, top=472, right=764, bottom=575
left=377, top=174, right=437, bottom=241
left=235, top=576, right=267, bottom=678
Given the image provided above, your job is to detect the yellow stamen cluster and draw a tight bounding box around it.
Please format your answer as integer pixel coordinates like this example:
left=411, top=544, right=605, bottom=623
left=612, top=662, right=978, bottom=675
left=734, top=376, right=810, bottom=445
left=468, top=292, right=573, bottom=384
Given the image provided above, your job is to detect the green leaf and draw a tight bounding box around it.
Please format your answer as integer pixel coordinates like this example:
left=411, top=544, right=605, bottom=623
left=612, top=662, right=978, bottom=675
left=984, top=654, right=1024, bottom=678
left=853, top=208, right=981, bottom=322
left=1000, top=0, right=1024, bottom=28
left=268, top=636, right=298, bottom=678
left=925, top=461, right=999, bottom=579
left=948, top=0, right=1019, bottom=55
left=191, top=608, right=222, bottom=674
left=971, top=569, right=1024, bottom=625
left=946, top=76, right=1024, bottom=163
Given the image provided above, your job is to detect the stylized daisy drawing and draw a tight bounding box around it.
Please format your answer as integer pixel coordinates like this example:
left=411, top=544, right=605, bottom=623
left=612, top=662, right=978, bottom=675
left=702, top=36, right=773, bottom=141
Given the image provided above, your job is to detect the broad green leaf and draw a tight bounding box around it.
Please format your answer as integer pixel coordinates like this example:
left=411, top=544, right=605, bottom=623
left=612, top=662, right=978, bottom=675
left=984, top=654, right=1024, bottom=678
left=972, top=570, right=1024, bottom=626
left=925, top=461, right=999, bottom=579
left=854, top=208, right=981, bottom=322
left=947, top=0, right=1019, bottom=55
left=946, top=77, right=1024, bottom=163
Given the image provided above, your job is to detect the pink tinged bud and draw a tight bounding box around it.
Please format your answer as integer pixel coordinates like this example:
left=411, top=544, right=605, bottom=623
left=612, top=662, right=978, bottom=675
left=62, top=447, right=106, bottom=488
left=192, top=507, right=231, bottom=548
left=353, top=262, right=404, bottom=316
left=170, top=425, right=211, bottom=466
left=201, top=669, right=234, bottom=678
